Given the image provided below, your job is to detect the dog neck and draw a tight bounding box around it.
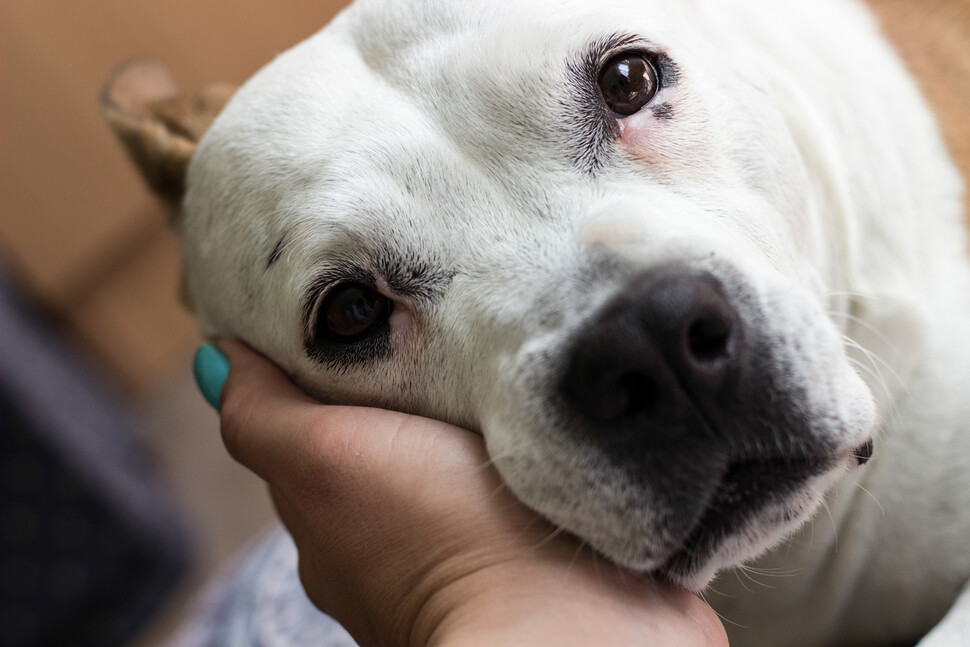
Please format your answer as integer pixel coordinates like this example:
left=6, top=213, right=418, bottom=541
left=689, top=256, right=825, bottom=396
left=864, top=0, right=970, bottom=231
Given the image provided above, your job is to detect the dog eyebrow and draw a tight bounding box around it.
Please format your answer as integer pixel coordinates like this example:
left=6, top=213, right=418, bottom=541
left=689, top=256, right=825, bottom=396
left=376, top=251, right=456, bottom=300
left=580, top=32, right=653, bottom=71
left=266, top=234, right=288, bottom=269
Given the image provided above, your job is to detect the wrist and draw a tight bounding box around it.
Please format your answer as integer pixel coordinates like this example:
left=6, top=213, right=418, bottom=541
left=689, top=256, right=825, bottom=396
left=412, top=549, right=725, bottom=647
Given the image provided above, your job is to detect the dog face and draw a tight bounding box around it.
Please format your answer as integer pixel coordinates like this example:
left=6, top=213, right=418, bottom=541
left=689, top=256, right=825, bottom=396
left=118, top=0, right=879, bottom=588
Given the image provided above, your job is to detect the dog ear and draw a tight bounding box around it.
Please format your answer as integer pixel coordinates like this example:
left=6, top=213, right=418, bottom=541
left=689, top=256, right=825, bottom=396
left=101, top=59, right=235, bottom=209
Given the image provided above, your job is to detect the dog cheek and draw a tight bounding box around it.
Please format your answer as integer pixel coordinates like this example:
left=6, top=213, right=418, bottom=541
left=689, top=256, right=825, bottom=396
left=616, top=102, right=719, bottom=176
left=388, top=305, right=417, bottom=349
left=618, top=110, right=660, bottom=145
left=618, top=111, right=691, bottom=169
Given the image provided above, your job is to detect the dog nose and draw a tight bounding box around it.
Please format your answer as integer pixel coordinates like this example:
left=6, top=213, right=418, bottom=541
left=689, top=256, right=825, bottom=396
left=560, top=267, right=746, bottom=437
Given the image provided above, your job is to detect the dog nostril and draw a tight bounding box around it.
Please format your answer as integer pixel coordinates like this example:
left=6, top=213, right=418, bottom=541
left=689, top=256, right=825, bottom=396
left=687, top=313, right=733, bottom=363
left=560, top=266, right=747, bottom=436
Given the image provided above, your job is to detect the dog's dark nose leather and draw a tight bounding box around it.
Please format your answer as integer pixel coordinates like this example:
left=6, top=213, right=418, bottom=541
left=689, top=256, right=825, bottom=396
left=560, top=267, right=746, bottom=440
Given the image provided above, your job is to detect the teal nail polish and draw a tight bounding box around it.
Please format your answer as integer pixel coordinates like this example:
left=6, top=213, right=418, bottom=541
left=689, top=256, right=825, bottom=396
left=193, top=343, right=230, bottom=410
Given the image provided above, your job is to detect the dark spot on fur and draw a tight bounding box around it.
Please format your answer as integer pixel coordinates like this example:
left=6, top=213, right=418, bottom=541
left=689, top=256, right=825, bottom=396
left=266, top=235, right=287, bottom=269
left=651, top=102, right=675, bottom=120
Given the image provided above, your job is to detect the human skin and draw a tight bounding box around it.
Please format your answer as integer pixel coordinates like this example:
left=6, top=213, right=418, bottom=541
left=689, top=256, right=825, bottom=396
left=214, top=340, right=729, bottom=647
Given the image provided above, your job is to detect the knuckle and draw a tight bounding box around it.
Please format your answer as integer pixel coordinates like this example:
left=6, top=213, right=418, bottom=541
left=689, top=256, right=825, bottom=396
left=218, top=379, right=258, bottom=461
left=296, top=552, right=322, bottom=606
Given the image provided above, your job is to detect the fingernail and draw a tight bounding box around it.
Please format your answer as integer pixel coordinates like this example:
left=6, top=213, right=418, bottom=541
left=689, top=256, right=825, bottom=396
left=193, top=343, right=230, bottom=410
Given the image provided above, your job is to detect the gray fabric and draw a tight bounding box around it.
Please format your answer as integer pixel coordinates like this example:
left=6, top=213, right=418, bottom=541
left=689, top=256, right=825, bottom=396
left=170, top=528, right=359, bottom=647
left=0, top=263, right=191, bottom=646
left=0, top=268, right=183, bottom=550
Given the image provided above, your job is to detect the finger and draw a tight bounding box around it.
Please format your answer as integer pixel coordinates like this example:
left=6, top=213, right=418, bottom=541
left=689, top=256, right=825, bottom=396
left=267, top=485, right=304, bottom=544
left=266, top=486, right=336, bottom=609
left=213, top=340, right=321, bottom=479
left=215, top=339, right=316, bottom=408
left=215, top=340, right=477, bottom=487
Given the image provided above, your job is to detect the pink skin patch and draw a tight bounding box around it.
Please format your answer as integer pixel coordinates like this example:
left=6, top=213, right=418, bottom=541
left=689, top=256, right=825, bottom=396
left=615, top=88, right=714, bottom=173
left=376, top=277, right=417, bottom=347
left=617, top=104, right=669, bottom=150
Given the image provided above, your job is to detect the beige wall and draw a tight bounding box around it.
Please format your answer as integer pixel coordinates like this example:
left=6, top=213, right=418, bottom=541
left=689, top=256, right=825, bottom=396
left=1, top=1, right=350, bottom=389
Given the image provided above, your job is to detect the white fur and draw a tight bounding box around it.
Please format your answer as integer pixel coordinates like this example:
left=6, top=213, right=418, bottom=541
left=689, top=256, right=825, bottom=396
left=180, top=0, right=970, bottom=644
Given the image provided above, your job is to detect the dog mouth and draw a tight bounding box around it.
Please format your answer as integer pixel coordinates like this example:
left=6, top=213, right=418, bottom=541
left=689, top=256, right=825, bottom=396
left=853, top=438, right=874, bottom=465
left=659, top=440, right=872, bottom=581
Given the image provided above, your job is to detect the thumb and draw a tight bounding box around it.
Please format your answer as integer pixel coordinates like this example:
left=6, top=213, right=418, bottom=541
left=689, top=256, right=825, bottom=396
left=210, top=340, right=487, bottom=494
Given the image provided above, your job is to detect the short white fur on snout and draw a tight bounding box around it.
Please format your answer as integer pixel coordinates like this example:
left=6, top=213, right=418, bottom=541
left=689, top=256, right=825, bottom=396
left=171, top=0, right=970, bottom=644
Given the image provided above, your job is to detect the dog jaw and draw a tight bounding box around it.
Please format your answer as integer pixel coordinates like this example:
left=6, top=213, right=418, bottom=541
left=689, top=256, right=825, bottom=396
left=479, top=256, right=876, bottom=587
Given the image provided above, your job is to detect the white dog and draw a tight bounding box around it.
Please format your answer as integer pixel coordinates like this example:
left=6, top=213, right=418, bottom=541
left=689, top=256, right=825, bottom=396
left=104, top=0, right=970, bottom=644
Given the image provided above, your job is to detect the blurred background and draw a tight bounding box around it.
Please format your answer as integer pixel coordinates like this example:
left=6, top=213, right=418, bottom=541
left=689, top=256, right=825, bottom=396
left=0, top=2, right=349, bottom=645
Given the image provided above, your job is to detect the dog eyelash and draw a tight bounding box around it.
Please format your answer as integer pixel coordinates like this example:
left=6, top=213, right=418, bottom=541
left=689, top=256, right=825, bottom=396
left=302, top=268, right=374, bottom=331
left=585, top=34, right=667, bottom=90
left=585, top=33, right=651, bottom=68
left=303, top=278, right=395, bottom=368
left=303, top=269, right=389, bottom=341
left=584, top=34, right=681, bottom=115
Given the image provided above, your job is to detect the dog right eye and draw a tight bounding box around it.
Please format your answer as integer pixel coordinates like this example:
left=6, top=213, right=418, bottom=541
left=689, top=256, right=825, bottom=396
left=315, top=282, right=393, bottom=343
left=598, top=52, right=659, bottom=116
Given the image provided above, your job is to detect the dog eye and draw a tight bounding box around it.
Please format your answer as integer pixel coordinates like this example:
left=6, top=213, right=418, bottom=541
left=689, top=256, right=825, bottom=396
left=598, top=53, right=659, bottom=116
left=316, top=283, right=393, bottom=342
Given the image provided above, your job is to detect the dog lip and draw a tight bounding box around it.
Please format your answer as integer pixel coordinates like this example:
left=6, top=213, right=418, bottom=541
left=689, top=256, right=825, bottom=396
left=854, top=438, right=874, bottom=466
left=659, top=453, right=835, bottom=578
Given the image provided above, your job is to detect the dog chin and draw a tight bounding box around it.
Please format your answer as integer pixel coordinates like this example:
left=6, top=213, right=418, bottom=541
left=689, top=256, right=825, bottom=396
left=649, top=458, right=858, bottom=592
left=657, top=511, right=811, bottom=592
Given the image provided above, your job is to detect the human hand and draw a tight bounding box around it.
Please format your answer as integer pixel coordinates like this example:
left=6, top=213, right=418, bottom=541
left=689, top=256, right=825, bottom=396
left=194, top=341, right=729, bottom=647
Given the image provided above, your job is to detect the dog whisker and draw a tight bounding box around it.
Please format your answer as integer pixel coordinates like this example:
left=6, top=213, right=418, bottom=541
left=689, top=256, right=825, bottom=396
left=830, top=310, right=909, bottom=386
left=739, top=564, right=800, bottom=577
left=733, top=567, right=756, bottom=594
left=701, top=581, right=737, bottom=600
left=591, top=547, right=603, bottom=584
left=823, top=290, right=894, bottom=305
left=565, top=538, right=588, bottom=580
left=841, top=337, right=903, bottom=425
left=852, top=482, right=885, bottom=517
left=802, top=504, right=818, bottom=556
left=700, top=586, right=753, bottom=635
left=509, top=510, right=553, bottom=552
left=819, top=498, right=838, bottom=555
left=737, top=564, right=776, bottom=589
left=838, top=330, right=910, bottom=397
left=846, top=359, right=900, bottom=432
left=483, top=477, right=512, bottom=504
left=706, top=591, right=749, bottom=630
left=532, top=524, right=568, bottom=551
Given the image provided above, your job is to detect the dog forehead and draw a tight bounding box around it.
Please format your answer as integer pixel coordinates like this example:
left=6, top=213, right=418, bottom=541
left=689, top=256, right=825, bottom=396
left=343, top=0, right=684, bottom=61
left=190, top=0, right=689, bottom=242
left=340, top=0, right=693, bottom=123
left=192, top=0, right=705, bottom=191
left=212, top=0, right=691, bottom=140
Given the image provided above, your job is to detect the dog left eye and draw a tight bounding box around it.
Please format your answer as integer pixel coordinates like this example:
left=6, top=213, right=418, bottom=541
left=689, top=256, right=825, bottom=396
left=316, top=283, right=393, bottom=342
left=598, top=53, right=659, bottom=116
